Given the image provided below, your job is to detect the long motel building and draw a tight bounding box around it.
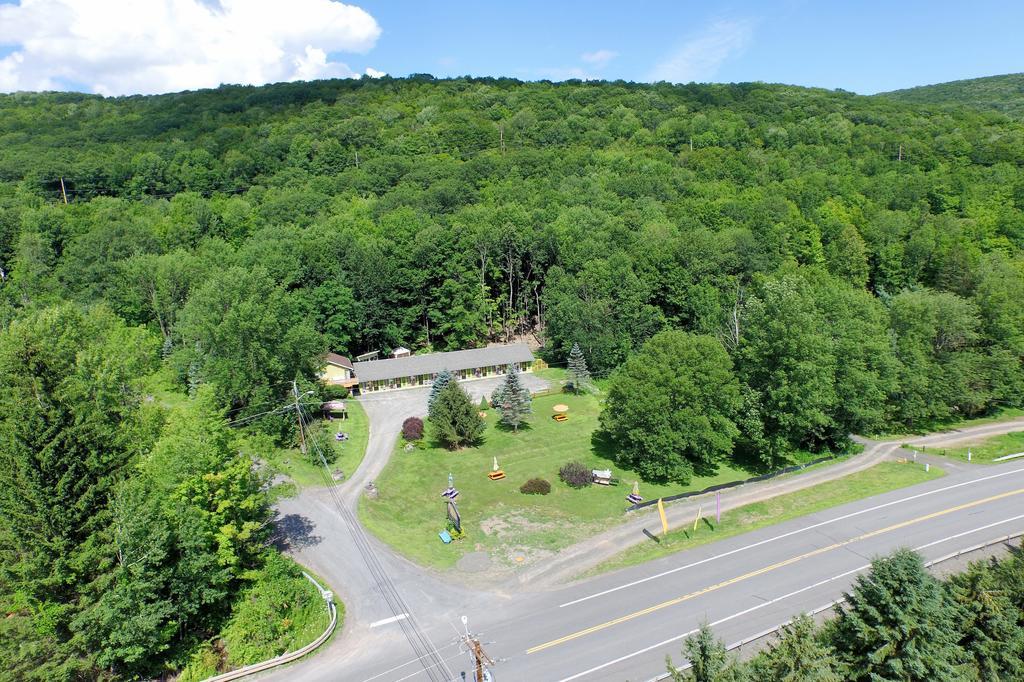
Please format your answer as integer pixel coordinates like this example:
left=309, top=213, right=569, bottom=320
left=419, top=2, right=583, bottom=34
left=320, top=343, right=535, bottom=393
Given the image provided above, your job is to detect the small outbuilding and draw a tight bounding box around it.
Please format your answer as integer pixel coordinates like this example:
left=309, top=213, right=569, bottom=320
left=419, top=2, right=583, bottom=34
left=320, top=353, right=358, bottom=389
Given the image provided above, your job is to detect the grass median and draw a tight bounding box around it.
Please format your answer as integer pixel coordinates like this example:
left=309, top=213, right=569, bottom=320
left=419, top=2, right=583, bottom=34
left=585, top=460, right=944, bottom=577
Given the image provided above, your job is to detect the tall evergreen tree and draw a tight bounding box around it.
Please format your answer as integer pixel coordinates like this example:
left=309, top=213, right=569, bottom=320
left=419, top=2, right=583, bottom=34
left=429, top=381, right=483, bottom=449
left=0, top=304, right=159, bottom=677
left=491, top=364, right=532, bottom=431
left=567, top=342, right=591, bottom=394
left=749, top=614, right=840, bottom=682
left=428, top=368, right=455, bottom=418
left=667, top=624, right=732, bottom=682
left=828, top=549, right=966, bottom=681
left=945, top=561, right=1024, bottom=680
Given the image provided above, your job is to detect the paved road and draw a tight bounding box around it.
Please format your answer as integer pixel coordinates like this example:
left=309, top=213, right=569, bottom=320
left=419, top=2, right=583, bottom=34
left=266, top=404, right=1024, bottom=682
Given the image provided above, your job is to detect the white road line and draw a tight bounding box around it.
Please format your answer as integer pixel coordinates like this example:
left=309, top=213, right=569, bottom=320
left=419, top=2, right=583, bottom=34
left=559, top=465, right=1024, bottom=608
left=555, top=514, right=1024, bottom=682
left=370, top=613, right=410, bottom=628
left=360, top=640, right=460, bottom=681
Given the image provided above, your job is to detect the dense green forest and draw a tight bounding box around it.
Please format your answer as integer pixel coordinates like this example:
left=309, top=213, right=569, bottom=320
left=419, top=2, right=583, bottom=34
left=883, top=72, right=1024, bottom=118
left=2, top=74, right=1024, bottom=678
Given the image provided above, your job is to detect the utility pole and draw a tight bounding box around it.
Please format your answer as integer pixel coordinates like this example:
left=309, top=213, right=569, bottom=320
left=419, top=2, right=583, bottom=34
left=292, top=379, right=307, bottom=455
left=898, top=143, right=903, bottom=162
left=59, top=177, right=68, bottom=204
left=460, top=616, right=495, bottom=682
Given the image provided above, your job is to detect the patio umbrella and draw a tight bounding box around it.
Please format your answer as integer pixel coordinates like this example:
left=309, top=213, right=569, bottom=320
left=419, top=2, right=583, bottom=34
left=552, top=403, right=569, bottom=414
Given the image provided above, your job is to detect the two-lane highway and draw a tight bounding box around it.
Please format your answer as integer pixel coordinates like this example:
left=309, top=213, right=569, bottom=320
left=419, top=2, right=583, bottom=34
left=339, top=463, right=1024, bottom=682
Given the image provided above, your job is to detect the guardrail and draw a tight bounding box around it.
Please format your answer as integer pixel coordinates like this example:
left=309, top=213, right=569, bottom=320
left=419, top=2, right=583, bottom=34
left=201, top=571, right=338, bottom=682
left=650, top=531, right=1023, bottom=681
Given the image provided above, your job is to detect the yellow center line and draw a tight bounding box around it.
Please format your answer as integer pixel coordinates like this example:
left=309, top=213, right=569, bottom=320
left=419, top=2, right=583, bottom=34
left=526, top=486, right=1024, bottom=655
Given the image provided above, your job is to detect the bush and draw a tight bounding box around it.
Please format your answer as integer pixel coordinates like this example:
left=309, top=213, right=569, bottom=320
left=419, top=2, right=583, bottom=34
left=559, top=460, right=591, bottom=488
left=479, top=395, right=489, bottom=411
left=402, top=416, right=424, bottom=441
left=520, top=478, right=551, bottom=495
left=322, top=384, right=349, bottom=400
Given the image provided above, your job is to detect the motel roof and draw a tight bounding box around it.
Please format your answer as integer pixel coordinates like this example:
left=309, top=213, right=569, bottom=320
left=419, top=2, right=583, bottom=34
left=352, top=344, right=534, bottom=383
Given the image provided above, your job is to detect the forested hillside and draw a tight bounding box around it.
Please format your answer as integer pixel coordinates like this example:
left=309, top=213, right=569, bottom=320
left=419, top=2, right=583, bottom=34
left=2, top=75, right=1024, bottom=678
left=882, top=72, right=1024, bottom=118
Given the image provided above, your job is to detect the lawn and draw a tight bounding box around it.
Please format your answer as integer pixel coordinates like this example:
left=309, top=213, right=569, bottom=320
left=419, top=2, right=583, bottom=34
left=914, top=430, right=1024, bottom=464
left=358, top=390, right=842, bottom=571
left=587, top=460, right=945, bottom=576
left=263, top=399, right=369, bottom=489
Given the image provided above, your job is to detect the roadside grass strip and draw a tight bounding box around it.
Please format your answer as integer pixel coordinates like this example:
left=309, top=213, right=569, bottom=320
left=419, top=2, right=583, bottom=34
left=915, top=430, right=1024, bottom=464
left=587, top=461, right=943, bottom=577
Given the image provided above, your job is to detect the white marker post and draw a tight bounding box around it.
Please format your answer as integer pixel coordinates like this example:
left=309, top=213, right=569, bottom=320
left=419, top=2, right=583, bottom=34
left=926, top=462, right=930, bottom=473
left=968, top=449, right=972, bottom=462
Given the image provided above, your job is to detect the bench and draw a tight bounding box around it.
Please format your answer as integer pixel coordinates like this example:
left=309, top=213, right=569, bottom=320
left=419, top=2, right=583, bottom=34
left=488, top=470, right=506, bottom=480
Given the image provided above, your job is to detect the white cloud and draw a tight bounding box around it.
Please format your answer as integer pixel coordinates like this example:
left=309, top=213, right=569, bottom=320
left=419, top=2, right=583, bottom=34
left=364, top=67, right=386, bottom=78
left=580, top=49, right=618, bottom=68
left=0, top=0, right=382, bottom=95
left=649, top=19, right=754, bottom=83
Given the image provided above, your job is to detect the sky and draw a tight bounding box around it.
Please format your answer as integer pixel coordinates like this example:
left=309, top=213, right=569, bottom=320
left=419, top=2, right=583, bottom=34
left=0, top=0, right=1021, bottom=96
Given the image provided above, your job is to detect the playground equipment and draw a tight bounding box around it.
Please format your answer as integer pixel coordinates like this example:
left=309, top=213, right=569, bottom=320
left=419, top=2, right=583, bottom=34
left=488, top=456, right=506, bottom=480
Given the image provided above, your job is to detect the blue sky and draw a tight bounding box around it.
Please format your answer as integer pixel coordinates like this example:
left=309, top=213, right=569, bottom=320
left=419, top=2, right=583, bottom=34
left=0, top=0, right=1022, bottom=95
left=358, top=0, right=1024, bottom=94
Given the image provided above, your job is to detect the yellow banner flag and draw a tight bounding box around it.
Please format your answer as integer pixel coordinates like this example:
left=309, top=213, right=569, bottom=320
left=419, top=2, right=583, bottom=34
left=658, top=498, right=668, bottom=536
left=693, top=505, right=702, bottom=532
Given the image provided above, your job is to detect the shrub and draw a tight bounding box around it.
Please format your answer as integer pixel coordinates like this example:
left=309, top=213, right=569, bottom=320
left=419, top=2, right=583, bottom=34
left=402, top=416, right=424, bottom=441
left=479, top=395, right=489, bottom=411
left=322, top=384, right=349, bottom=400
left=520, top=478, right=551, bottom=495
left=559, top=460, right=591, bottom=488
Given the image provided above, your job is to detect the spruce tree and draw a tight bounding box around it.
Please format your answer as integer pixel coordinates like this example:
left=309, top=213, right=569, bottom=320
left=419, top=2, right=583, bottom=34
left=945, top=561, right=1024, bottom=680
left=828, top=549, right=965, bottom=681
left=427, top=369, right=454, bottom=418
left=429, top=381, right=483, bottom=449
left=749, top=614, right=840, bottom=681
left=667, top=624, right=731, bottom=682
left=491, top=364, right=532, bottom=431
left=567, top=342, right=591, bottom=394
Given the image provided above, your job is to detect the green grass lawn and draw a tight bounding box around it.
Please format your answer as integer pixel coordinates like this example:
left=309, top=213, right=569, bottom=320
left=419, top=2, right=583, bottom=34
left=358, top=390, right=843, bottom=571
left=914, top=430, right=1024, bottom=464
left=263, top=400, right=369, bottom=489
left=587, top=460, right=945, bottom=577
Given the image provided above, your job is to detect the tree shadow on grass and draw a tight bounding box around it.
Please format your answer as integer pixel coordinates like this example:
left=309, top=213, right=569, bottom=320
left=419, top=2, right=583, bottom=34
left=272, top=512, right=321, bottom=551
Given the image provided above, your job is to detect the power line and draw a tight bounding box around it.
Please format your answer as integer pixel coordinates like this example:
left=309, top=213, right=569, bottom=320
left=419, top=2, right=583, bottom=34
left=293, top=384, right=454, bottom=681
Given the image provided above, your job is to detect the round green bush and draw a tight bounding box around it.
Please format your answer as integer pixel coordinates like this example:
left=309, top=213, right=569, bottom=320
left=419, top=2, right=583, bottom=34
left=520, top=478, right=551, bottom=495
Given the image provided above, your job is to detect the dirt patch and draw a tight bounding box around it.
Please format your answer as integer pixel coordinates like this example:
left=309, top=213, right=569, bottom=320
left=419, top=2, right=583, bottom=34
left=479, top=513, right=559, bottom=537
